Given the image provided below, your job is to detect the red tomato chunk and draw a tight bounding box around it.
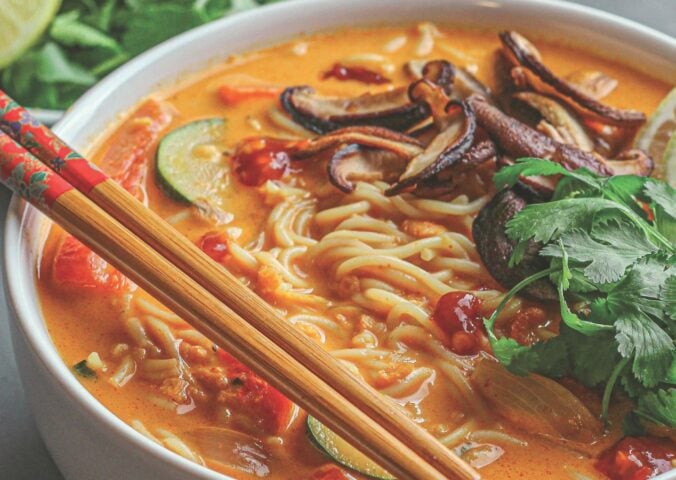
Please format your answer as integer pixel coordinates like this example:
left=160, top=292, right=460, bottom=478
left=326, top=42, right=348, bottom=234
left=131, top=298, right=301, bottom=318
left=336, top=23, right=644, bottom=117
left=595, top=436, right=675, bottom=480
left=198, top=231, right=229, bottom=262
left=51, top=100, right=172, bottom=292
left=432, top=291, right=483, bottom=355
left=216, top=349, right=295, bottom=435
left=232, top=137, right=291, bottom=186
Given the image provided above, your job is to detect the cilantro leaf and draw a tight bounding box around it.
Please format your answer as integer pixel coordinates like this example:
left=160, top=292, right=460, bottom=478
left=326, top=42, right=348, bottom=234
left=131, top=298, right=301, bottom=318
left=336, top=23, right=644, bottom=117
left=605, top=256, right=674, bottom=386
left=561, top=327, right=619, bottom=387
left=653, top=206, right=676, bottom=244
left=493, top=157, right=601, bottom=191
left=541, top=220, right=657, bottom=284
left=665, top=353, right=676, bottom=384
left=622, top=412, right=646, bottom=436
left=635, top=388, right=676, bottom=427
left=505, top=197, right=618, bottom=246
left=615, top=313, right=673, bottom=387
left=548, top=241, right=613, bottom=334
left=663, top=275, right=676, bottom=321
left=644, top=180, right=676, bottom=219
left=621, top=370, right=648, bottom=399
left=489, top=335, right=568, bottom=377
left=558, top=280, right=612, bottom=333
left=603, top=175, right=649, bottom=217
left=644, top=180, right=676, bottom=243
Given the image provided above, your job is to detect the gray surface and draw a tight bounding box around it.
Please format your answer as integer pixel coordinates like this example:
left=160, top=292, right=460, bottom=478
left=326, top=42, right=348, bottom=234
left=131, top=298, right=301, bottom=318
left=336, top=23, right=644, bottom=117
left=0, top=1, right=674, bottom=478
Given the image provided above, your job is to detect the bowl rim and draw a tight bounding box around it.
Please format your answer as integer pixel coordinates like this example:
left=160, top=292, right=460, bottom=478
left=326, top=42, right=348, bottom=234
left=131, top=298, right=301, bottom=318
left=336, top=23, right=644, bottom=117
left=4, top=0, right=675, bottom=479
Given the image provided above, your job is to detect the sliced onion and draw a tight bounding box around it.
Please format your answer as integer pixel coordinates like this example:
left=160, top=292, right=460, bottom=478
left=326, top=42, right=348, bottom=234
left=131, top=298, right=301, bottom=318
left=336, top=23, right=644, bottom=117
left=471, top=359, right=602, bottom=446
left=184, top=427, right=270, bottom=477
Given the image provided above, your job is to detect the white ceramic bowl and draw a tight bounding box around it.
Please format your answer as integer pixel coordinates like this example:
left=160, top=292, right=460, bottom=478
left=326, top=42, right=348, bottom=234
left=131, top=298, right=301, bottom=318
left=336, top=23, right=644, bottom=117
left=5, top=1, right=676, bottom=479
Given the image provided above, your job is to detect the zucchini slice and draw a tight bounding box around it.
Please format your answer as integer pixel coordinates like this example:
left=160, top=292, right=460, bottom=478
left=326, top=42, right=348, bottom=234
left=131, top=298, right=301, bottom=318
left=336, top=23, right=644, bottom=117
left=156, top=118, right=228, bottom=204
left=306, top=416, right=394, bottom=480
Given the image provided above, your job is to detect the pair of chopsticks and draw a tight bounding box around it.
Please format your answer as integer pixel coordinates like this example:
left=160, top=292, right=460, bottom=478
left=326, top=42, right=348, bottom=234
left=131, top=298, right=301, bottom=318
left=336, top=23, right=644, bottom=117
left=0, top=90, right=479, bottom=480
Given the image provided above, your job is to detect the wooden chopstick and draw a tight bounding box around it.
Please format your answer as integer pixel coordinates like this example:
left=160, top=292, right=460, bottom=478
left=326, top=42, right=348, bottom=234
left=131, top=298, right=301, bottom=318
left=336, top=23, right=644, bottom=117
left=0, top=92, right=479, bottom=480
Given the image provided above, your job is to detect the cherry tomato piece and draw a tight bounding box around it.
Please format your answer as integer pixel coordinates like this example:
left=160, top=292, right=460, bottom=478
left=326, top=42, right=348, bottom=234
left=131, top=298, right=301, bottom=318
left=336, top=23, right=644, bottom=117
left=232, top=137, right=291, bottom=186
left=198, top=231, right=229, bottom=262
left=433, top=291, right=483, bottom=355
left=595, top=436, right=675, bottom=480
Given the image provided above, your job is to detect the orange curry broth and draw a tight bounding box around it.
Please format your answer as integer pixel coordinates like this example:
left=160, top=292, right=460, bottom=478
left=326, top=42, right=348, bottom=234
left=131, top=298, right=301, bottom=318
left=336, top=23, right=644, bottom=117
left=37, top=25, right=671, bottom=480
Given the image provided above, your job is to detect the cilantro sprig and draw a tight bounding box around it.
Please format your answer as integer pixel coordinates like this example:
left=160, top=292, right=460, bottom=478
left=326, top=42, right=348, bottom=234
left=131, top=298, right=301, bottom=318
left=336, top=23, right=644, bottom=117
left=485, top=158, right=675, bottom=432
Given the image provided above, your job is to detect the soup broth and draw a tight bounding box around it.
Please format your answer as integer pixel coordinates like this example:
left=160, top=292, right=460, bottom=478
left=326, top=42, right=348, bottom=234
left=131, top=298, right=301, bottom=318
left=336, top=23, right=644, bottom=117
left=37, top=24, right=673, bottom=480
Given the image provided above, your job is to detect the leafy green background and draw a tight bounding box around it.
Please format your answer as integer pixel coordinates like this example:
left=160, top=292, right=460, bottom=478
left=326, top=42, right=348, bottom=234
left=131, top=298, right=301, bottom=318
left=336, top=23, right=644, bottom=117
left=1, top=0, right=281, bottom=110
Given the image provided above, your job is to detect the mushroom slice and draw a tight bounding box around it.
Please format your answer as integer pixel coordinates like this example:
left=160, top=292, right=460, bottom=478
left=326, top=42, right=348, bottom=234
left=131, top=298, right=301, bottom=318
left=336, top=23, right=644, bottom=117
left=472, top=188, right=557, bottom=300
left=280, top=86, right=427, bottom=134
left=289, top=126, right=422, bottom=160
left=411, top=139, right=498, bottom=197
left=603, top=148, right=654, bottom=177
left=409, top=78, right=454, bottom=129
left=565, top=70, right=618, bottom=100
left=386, top=100, right=476, bottom=195
left=280, top=61, right=455, bottom=134
left=407, top=59, right=493, bottom=101
left=329, top=144, right=409, bottom=193
left=500, top=31, right=645, bottom=127
left=468, top=95, right=612, bottom=176
left=513, top=91, right=595, bottom=151
left=452, top=65, right=493, bottom=101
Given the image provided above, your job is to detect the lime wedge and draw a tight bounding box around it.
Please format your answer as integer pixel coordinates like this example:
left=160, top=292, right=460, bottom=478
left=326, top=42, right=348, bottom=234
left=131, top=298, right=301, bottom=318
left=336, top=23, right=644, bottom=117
left=635, top=87, right=676, bottom=182
left=0, top=0, right=61, bottom=69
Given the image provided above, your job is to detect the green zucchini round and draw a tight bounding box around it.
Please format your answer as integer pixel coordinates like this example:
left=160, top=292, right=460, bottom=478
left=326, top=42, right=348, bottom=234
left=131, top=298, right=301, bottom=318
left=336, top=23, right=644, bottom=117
left=306, top=415, right=395, bottom=480
left=155, top=118, right=228, bottom=204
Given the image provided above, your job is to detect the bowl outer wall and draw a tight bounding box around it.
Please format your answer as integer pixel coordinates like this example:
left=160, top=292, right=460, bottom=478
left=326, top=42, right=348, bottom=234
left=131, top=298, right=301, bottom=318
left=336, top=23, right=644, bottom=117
left=4, top=0, right=676, bottom=479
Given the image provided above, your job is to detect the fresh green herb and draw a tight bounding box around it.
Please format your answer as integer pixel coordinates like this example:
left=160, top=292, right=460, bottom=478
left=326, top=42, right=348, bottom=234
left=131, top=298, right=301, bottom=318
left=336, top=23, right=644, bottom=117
left=1, top=0, right=282, bottom=110
left=73, top=359, right=96, bottom=378
left=485, top=157, right=676, bottom=430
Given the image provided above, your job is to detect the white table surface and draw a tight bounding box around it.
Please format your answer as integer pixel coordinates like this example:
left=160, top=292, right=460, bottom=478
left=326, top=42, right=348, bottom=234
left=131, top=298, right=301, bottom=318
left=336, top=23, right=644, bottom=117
left=0, top=1, right=674, bottom=478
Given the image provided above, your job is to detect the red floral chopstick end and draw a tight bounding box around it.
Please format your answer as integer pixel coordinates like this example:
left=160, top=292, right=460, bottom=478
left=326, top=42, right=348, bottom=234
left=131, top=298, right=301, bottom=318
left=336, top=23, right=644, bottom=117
left=0, top=134, right=72, bottom=209
left=0, top=90, right=109, bottom=193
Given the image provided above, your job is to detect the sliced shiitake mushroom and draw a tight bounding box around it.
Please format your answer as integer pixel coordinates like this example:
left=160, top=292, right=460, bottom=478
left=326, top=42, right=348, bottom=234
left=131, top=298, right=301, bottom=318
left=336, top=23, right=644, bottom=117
left=564, top=70, right=618, bottom=100
left=500, top=31, right=645, bottom=127
left=406, top=59, right=493, bottom=102
left=411, top=139, right=498, bottom=197
left=472, top=188, right=557, bottom=300
left=603, top=148, right=654, bottom=176
left=512, top=91, right=595, bottom=151
left=281, top=60, right=455, bottom=134
left=452, top=66, right=493, bottom=102
left=468, top=94, right=613, bottom=175
left=328, top=144, right=410, bottom=193
left=386, top=98, right=476, bottom=195
left=289, top=126, right=422, bottom=160
left=280, top=86, right=428, bottom=134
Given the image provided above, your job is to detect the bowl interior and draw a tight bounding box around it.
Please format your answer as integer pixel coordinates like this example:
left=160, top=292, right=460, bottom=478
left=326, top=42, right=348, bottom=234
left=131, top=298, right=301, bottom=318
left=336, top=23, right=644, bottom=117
left=5, top=0, right=676, bottom=478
